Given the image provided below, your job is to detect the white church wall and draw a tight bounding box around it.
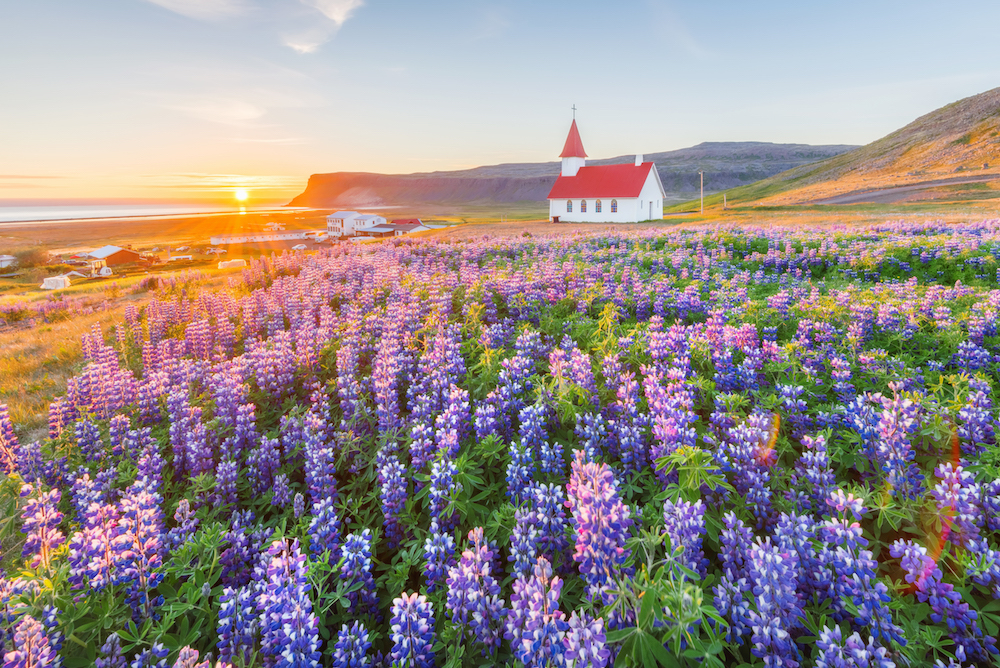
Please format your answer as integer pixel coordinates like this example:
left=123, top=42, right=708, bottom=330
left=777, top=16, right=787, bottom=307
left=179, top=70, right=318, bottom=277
left=550, top=197, right=647, bottom=223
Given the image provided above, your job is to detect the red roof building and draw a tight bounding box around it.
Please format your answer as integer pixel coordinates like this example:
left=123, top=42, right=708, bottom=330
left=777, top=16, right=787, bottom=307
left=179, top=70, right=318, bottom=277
left=547, top=120, right=665, bottom=224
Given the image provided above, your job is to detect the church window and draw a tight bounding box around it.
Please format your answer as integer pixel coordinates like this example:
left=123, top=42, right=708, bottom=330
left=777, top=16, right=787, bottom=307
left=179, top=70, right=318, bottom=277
left=595, top=200, right=602, bottom=213
left=611, top=199, right=618, bottom=213
left=567, top=200, right=573, bottom=212
left=581, top=200, right=587, bottom=213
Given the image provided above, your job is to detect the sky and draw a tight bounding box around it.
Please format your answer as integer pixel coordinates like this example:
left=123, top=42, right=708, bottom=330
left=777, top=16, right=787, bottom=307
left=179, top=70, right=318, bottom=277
left=2, top=0, right=1000, bottom=204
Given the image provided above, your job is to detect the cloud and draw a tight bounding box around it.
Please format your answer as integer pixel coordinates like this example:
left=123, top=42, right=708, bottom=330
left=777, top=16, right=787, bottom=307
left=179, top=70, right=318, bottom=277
left=280, top=0, right=364, bottom=53
left=140, top=173, right=305, bottom=192
left=646, top=0, right=712, bottom=60
left=0, top=175, right=65, bottom=179
left=228, top=136, right=308, bottom=144
left=166, top=97, right=266, bottom=126
left=307, top=0, right=364, bottom=27
left=143, top=0, right=250, bottom=21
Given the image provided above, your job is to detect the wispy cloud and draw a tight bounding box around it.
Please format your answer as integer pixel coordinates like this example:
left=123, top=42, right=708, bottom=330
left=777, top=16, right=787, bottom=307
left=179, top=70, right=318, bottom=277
left=141, top=173, right=305, bottom=192
left=165, top=96, right=266, bottom=126
left=281, top=0, right=364, bottom=53
left=470, top=6, right=510, bottom=41
left=143, top=0, right=250, bottom=21
left=308, top=0, right=364, bottom=26
left=228, top=136, right=308, bottom=144
left=0, top=175, right=65, bottom=179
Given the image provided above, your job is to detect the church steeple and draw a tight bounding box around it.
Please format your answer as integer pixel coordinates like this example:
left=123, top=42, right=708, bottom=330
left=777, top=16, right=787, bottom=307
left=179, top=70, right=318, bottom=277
left=560, top=119, right=587, bottom=177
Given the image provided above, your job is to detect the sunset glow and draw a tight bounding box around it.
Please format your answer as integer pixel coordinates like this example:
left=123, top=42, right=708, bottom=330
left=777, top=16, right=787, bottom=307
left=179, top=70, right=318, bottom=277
left=234, top=188, right=249, bottom=202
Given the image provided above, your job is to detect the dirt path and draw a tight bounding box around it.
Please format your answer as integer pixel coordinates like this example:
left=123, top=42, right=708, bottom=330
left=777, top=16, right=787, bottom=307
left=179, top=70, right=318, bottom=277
left=806, top=174, right=998, bottom=205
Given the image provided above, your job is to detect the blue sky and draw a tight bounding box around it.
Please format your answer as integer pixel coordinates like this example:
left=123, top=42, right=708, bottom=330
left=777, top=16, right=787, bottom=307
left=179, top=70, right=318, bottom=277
left=2, top=0, right=999, bottom=202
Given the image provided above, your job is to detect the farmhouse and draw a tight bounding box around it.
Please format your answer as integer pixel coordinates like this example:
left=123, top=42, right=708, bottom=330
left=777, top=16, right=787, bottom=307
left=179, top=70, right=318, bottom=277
left=88, top=245, right=142, bottom=266
left=326, top=211, right=387, bottom=237
left=547, top=120, right=665, bottom=223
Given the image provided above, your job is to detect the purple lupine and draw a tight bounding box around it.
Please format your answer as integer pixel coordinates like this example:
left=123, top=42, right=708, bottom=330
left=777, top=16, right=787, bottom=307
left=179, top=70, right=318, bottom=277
left=112, top=483, right=166, bottom=621
left=220, top=510, right=257, bottom=588
left=507, top=440, right=535, bottom=503
left=662, top=498, right=707, bottom=577
left=873, top=385, right=924, bottom=499
left=746, top=537, right=803, bottom=668
left=956, top=377, right=995, bottom=456
left=509, top=483, right=569, bottom=576
left=788, top=433, right=836, bottom=517
left=108, top=414, right=130, bottom=459
left=303, top=414, right=337, bottom=504
left=445, top=527, right=507, bottom=653
left=372, top=320, right=404, bottom=434
left=815, top=625, right=896, bottom=668
left=377, top=451, right=408, bottom=549
left=215, top=459, right=239, bottom=510
left=5, top=615, right=56, bottom=668
left=332, top=621, right=371, bottom=668
left=217, top=585, right=257, bottom=666
left=434, top=384, right=470, bottom=461
left=428, top=457, right=461, bottom=532
left=248, top=435, right=280, bottom=497
left=340, top=529, right=379, bottom=617
left=271, top=473, right=291, bottom=508
left=566, top=451, right=633, bottom=600
left=821, top=491, right=905, bottom=648
left=257, top=539, right=322, bottom=668
left=930, top=461, right=982, bottom=549
left=294, top=492, right=305, bottom=519
left=505, top=556, right=568, bottom=668
left=19, top=483, right=64, bottom=571
left=643, top=365, right=698, bottom=481
left=96, top=632, right=126, bottom=668
left=68, top=501, right=120, bottom=592
left=307, top=496, right=341, bottom=563
left=575, top=412, right=607, bottom=463
left=389, top=592, right=436, bottom=668
left=890, top=539, right=995, bottom=661
left=75, top=419, right=104, bottom=463
left=562, top=609, right=610, bottom=668
left=423, top=520, right=456, bottom=593
left=166, top=499, right=199, bottom=551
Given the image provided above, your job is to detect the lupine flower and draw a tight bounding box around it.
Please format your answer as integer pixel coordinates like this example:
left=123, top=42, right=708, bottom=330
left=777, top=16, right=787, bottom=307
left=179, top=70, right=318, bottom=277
left=746, top=538, right=803, bottom=668
left=389, top=592, right=436, bottom=668
left=217, top=585, right=256, bottom=666
left=563, top=609, right=610, bottom=668
left=340, top=530, right=379, bottom=617
left=0, top=404, right=20, bottom=476
left=257, top=539, right=322, bottom=668
left=307, top=496, right=341, bottom=563
left=423, top=519, right=455, bottom=592
left=96, top=633, right=126, bottom=668
left=815, top=625, right=896, bottom=668
left=377, top=451, right=407, bottom=549
left=505, top=556, right=568, bottom=668
left=428, top=458, right=461, bottom=532
left=566, top=451, right=632, bottom=600
left=445, top=527, right=507, bottom=653
left=332, top=621, right=371, bottom=668
left=20, top=483, right=65, bottom=571
left=662, top=498, right=707, bottom=577
left=6, top=615, right=56, bottom=668
left=930, top=461, right=982, bottom=548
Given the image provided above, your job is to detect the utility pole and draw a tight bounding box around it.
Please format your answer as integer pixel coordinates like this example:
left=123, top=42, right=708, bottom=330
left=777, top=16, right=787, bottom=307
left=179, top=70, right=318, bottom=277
left=700, top=170, right=705, bottom=213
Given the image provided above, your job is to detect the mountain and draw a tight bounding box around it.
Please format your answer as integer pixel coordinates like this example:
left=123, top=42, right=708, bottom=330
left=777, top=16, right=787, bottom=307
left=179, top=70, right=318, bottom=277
left=723, top=87, right=1000, bottom=206
left=287, top=142, right=858, bottom=208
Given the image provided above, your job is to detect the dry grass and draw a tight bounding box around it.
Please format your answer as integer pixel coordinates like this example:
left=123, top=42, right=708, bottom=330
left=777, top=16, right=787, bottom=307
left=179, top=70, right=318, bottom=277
left=0, top=308, right=129, bottom=440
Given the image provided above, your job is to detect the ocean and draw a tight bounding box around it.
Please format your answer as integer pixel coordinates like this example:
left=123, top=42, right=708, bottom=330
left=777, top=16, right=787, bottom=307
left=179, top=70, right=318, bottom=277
left=0, top=203, right=296, bottom=224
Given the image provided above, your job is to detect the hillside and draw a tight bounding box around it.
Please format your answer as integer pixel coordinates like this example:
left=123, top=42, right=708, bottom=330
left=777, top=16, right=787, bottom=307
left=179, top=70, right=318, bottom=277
left=287, top=142, right=857, bottom=208
left=724, top=87, right=1000, bottom=206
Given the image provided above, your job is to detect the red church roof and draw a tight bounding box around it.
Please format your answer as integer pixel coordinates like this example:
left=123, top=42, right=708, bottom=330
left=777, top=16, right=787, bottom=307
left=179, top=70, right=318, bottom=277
left=547, top=162, right=655, bottom=199
left=559, top=120, right=588, bottom=158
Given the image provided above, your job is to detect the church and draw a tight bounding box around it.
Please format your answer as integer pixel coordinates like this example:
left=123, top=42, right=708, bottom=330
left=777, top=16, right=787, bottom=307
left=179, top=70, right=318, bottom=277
left=547, top=119, right=666, bottom=223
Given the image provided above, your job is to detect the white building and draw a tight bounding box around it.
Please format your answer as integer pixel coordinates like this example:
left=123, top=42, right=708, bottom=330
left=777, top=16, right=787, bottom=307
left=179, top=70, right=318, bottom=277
left=547, top=120, right=665, bottom=223
left=0, top=255, right=17, bottom=269
left=210, top=230, right=312, bottom=245
left=326, top=211, right=387, bottom=237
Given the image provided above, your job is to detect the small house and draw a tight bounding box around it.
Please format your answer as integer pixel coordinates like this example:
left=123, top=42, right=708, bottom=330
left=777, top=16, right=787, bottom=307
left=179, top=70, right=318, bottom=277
left=0, top=255, right=17, bottom=269
left=88, top=245, right=143, bottom=266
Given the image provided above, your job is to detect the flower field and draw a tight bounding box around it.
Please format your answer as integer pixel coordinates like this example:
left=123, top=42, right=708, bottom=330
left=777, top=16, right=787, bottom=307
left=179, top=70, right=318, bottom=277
left=4, top=220, right=1000, bottom=668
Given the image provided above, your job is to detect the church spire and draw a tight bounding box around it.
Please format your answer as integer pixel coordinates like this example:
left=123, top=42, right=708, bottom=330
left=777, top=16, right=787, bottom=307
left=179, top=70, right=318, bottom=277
left=560, top=119, right=587, bottom=158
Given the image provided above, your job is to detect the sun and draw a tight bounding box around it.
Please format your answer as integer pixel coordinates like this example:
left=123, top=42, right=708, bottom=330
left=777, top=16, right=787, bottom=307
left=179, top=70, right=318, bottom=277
left=234, top=188, right=249, bottom=202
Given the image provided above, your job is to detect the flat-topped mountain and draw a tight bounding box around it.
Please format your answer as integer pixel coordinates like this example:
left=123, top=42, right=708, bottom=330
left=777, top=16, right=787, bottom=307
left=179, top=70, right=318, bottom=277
left=287, top=142, right=857, bottom=208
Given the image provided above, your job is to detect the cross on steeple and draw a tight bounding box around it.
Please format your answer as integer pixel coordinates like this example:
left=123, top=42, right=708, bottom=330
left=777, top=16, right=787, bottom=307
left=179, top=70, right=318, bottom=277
left=571, top=104, right=577, bottom=119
